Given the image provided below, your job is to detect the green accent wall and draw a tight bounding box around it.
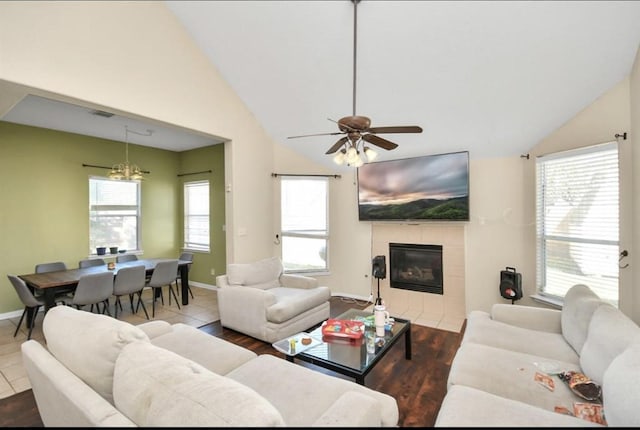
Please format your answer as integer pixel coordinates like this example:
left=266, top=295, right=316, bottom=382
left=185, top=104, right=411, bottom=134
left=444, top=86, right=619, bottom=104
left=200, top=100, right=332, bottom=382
left=0, top=121, right=225, bottom=314
left=178, top=144, right=227, bottom=287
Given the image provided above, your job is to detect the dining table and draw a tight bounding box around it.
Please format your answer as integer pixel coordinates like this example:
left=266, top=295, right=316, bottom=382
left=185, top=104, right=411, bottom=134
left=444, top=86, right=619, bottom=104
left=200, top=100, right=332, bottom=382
left=19, top=258, right=193, bottom=314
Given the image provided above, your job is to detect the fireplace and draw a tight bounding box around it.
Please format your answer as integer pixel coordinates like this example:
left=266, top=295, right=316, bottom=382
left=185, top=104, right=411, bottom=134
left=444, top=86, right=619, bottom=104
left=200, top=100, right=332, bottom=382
left=389, top=243, right=443, bottom=295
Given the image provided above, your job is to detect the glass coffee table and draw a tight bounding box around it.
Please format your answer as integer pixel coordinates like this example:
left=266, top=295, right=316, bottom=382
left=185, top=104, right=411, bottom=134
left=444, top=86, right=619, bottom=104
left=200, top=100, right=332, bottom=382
left=273, top=308, right=411, bottom=385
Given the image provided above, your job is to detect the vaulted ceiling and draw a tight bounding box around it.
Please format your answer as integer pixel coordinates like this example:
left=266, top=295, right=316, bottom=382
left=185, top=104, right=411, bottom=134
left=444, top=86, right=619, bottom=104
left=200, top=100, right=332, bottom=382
left=3, top=1, right=640, bottom=170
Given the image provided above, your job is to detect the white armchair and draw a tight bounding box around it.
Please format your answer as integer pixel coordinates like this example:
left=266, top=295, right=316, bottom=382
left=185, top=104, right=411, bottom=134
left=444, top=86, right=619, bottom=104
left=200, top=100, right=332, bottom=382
left=216, top=257, right=330, bottom=343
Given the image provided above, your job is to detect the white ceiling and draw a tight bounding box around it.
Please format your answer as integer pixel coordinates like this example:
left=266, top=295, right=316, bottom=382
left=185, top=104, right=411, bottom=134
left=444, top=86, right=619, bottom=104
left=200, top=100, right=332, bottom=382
left=2, top=95, right=222, bottom=151
left=3, top=1, right=640, bottom=166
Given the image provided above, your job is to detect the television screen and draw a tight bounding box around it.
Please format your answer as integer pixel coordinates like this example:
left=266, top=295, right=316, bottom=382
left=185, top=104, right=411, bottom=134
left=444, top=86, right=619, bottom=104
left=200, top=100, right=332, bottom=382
left=357, top=151, right=470, bottom=221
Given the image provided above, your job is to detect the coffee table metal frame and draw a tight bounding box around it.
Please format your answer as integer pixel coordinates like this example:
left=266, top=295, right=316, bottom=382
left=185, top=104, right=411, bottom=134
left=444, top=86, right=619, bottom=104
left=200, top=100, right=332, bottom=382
left=283, top=309, right=411, bottom=385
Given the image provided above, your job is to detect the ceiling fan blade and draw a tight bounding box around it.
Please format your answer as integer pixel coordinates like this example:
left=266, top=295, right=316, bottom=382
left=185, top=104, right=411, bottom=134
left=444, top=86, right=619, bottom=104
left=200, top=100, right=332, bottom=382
left=287, top=131, right=345, bottom=139
left=362, top=133, right=398, bottom=150
left=325, top=136, right=349, bottom=154
left=367, top=126, right=423, bottom=134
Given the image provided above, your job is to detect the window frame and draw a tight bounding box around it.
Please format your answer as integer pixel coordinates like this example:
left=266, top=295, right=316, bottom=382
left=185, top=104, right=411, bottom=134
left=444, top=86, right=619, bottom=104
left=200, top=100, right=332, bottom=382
left=89, top=176, right=141, bottom=255
left=535, top=142, right=619, bottom=307
left=280, top=176, right=330, bottom=275
left=183, top=179, right=210, bottom=253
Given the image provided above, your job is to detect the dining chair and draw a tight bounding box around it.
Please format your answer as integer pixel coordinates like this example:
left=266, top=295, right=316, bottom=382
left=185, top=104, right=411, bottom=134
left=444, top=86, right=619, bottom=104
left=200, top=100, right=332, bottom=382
left=35, top=261, right=67, bottom=273
left=34, top=261, right=74, bottom=301
left=175, top=252, right=194, bottom=299
left=144, top=259, right=180, bottom=318
left=116, top=254, right=138, bottom=263
left=8, top=274, right=46, bottom=340
left=79, top=258, right=106, bottom=269
left=71, top=271, right=114, bottom=315
left=113, top=264, right=149, bottom=320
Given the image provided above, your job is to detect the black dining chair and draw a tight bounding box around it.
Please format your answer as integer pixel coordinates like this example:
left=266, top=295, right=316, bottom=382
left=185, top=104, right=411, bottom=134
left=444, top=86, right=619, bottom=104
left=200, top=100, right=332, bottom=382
left=8, top=274, right=46, bottom=340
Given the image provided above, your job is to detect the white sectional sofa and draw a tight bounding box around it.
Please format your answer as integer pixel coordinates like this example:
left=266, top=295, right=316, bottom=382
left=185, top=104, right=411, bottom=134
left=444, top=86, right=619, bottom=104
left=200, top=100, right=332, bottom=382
left=22, top=305, right=399, bottom=427
left=435, top=284, right=640, bottom=427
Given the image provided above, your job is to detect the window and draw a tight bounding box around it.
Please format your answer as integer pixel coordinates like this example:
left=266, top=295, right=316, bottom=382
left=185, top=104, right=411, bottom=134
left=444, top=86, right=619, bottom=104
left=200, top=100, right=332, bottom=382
left=89, top=177, right=140, bottom=254
left=536, top=142, right=619, bottom=306
left=184, top=180, right=210, bottom=252
left=280, top=177, right=329, bottom=273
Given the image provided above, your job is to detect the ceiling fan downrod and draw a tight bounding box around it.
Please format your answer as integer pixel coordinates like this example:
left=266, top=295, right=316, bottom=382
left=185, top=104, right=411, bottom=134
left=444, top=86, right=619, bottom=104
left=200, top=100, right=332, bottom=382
left=352, top=0, right=360, bottom=117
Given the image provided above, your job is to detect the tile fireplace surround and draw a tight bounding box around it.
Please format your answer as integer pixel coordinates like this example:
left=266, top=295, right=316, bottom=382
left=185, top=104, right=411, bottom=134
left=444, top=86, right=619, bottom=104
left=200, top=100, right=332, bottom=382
left=371, top=223, right=466, bottom=333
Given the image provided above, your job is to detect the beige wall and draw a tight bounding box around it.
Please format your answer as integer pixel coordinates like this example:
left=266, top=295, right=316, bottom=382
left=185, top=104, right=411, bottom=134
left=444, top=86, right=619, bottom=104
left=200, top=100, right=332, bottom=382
left=525, top=77, right=635, bottom=322
left=631, top=44, right=640, bottom=323
left=1, top=1, right=638, bottom=323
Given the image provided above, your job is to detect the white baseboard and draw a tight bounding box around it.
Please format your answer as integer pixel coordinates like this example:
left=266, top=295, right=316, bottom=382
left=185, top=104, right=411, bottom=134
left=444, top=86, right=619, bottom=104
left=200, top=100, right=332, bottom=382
left=0, top=308, right=33, bottom=322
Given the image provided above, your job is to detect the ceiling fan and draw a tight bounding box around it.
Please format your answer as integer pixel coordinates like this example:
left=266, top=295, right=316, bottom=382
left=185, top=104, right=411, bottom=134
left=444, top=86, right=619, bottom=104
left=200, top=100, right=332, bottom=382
left=287, top=0, right=423, bottom=167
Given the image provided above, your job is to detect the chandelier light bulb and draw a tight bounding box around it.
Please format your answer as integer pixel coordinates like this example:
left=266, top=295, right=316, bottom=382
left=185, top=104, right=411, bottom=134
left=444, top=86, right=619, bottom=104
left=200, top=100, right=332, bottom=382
left=346, top=146, right=359, bottom=164
left=364, top=146, right=378, bottom=162
left=333, top=149, right=346, bottom=165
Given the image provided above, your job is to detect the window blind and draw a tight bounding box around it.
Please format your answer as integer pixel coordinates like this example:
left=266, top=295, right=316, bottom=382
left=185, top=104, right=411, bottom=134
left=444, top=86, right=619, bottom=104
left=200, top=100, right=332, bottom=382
left=536, top=142, right=619, bottom=306
left=184, top=180, right=210, bottom=251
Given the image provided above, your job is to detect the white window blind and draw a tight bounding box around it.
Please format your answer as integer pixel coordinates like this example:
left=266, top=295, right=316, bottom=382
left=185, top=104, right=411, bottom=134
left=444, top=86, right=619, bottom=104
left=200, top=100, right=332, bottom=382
left=281, top=177, right=329, bottom=273
left=184, top=180, right=210, bottom=251
left=89, top=177, right=140, bottom=253
left=536, top=142, right=619, bottom=306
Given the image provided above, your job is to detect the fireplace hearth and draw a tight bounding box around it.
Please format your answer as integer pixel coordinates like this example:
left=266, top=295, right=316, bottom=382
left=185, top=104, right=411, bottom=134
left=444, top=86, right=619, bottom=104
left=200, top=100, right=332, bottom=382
left=389, top=243, right=443, bottom=295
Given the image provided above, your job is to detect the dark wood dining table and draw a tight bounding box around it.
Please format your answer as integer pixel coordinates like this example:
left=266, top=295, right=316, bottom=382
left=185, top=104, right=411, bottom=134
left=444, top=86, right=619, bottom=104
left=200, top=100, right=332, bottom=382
left=19, top=258, right=193, bottom=314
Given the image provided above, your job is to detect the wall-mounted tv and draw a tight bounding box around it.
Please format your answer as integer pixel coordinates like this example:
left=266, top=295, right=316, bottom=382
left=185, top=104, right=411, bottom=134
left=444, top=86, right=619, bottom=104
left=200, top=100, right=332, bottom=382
left=357, top=151, right=470, bottom=222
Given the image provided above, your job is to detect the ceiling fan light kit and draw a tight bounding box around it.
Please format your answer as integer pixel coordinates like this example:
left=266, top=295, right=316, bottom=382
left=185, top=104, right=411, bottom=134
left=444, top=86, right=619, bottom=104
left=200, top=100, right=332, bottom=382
left=287, top=0, right=422, bottom=167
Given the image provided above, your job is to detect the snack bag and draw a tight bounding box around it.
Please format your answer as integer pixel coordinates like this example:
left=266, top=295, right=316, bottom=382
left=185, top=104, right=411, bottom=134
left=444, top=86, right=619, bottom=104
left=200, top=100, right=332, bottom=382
left=559, top=371, right=601, bottom=401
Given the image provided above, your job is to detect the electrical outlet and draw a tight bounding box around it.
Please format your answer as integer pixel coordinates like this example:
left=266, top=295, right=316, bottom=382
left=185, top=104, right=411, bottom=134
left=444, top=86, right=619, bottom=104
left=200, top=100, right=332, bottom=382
left=210, top=268, right=215, bottom=276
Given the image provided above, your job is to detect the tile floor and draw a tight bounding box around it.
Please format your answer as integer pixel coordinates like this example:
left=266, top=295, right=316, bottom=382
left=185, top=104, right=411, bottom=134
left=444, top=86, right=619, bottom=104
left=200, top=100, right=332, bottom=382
left=0, top=286, right=219, bottom=399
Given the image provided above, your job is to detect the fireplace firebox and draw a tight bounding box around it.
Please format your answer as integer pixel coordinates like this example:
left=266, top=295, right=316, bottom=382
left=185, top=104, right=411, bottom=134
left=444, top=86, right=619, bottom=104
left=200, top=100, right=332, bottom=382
left=389, top=243, right=443, bottom=295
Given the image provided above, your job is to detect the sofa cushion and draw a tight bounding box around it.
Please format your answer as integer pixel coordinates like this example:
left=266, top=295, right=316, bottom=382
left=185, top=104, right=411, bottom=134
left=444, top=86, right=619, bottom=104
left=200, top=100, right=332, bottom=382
left=435, top=385, right=602, bottom=427
left=447, top=342, right=581, bottom=412
left=42, top=305, right=149, bottom=405
left=580, top=304, right=640, bottom=385
left=113, top=342, right=285, bottom=427
left=462, top=310, right=580, bottom=364
left=226, top=354, right=398, bottom=427
left=150, top=323, right=257, bottom=375
left=226, top=256, right=282, bottom=289
left=266, top=286, right=331, bottom=323
left=602, top=342, right=640, bottom=427
left=561, top=284, right=604, bottom=354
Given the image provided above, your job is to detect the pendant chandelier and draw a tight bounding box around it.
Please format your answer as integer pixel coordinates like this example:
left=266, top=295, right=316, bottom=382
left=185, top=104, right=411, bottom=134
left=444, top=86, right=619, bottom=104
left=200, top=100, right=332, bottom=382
left=109, top=125, right=149, bottom=181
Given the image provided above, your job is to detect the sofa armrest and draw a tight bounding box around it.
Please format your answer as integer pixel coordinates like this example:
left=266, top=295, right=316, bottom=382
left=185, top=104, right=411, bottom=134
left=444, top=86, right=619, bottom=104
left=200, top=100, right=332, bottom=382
left=21, top=340, right=136, bottom=427
left=136, top=320, right=173, bottom=339
left=280, top=273, right=318, bottom=289
left=491, top=304, right=562, bottom=333
left=216, top=274, right=231, bottom=288
left=217, top=286, right=277, bottom=339
left=312, top=391, right=382, bottom=427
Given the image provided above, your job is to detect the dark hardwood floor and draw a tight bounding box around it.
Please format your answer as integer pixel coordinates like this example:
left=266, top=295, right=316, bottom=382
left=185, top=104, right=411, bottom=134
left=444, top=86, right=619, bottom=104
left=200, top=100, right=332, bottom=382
left=0, top=297, right=464, bottom=427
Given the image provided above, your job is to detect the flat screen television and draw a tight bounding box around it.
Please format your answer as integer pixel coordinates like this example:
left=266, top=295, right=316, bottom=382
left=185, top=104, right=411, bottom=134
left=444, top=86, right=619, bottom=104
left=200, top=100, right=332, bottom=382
left=357, top=151, right=470, bottom=221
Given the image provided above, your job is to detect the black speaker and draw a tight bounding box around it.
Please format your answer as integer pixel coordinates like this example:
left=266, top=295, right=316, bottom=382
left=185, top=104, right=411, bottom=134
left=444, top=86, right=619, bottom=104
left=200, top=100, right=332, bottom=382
left=372, top=255, right=386, bottom=279
left=499, top=266, right=522, bottom=302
